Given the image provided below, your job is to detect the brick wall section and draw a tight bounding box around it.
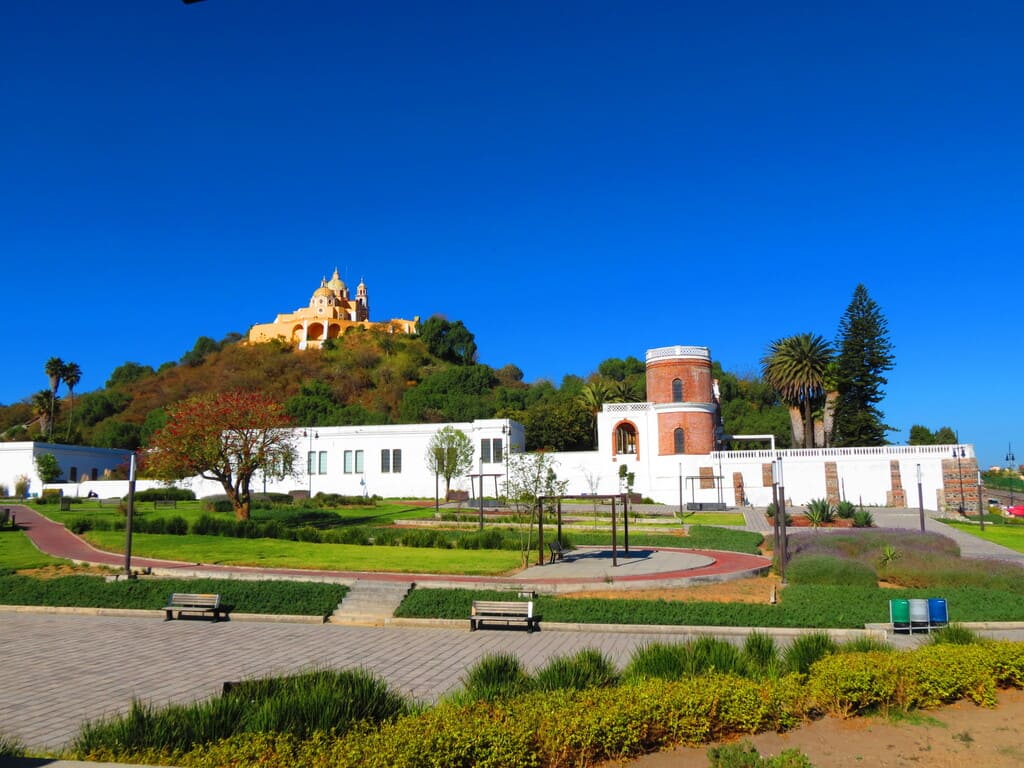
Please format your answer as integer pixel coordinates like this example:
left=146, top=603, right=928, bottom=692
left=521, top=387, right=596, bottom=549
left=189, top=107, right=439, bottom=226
left=824, top=462, right=839, bottom=505
left=699, top=466, right=715, bottom=490
left=646, top=358, right=714, bottom=404
left=942, top=457, right=979, bottom=512
left=656, top=412, right=716, bottom=455
left=733, top=472, right=746, bottom=505
left=886, top=460, right=907, bottom=508
left=761, top=463, right=773, bottom=488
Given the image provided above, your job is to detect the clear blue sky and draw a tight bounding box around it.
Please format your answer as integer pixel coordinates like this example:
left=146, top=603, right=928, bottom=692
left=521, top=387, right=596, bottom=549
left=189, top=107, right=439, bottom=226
left=3, top=1, right=1021, bottom=469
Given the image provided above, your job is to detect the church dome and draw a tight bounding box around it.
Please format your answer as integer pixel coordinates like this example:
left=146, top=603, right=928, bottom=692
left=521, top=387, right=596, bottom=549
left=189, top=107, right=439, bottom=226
left=327, top=268, right=346, bottom=293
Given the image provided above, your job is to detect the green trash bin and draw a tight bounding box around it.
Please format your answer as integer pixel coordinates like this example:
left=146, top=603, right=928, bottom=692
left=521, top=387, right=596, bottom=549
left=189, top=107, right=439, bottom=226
left=890, top=599, right=910, bottom=634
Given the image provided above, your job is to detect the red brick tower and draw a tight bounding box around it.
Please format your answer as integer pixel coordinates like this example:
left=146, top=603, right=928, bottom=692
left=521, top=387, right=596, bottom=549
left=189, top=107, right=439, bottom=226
left=645, top=345, right=718, bottom=455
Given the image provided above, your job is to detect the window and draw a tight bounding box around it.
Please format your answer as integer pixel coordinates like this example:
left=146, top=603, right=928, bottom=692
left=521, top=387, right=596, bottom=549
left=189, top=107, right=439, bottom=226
left=355, top=450, right=364, bottom=473
left=672, top=378, right=683, bottom=402
left=318, top=451, right=328, bottom=474
left=344, top=450, right=353, bottom=474
left=674, top=428, right=685, bottom=454
left=307, top=451, right=316, bottom=475
left=615, top=423, right=638, bottom=455
left=69, top=466, right=78, bottom=482
left=90, top=468, right=98, bottom=481
left=481, top=438, right=503, bottom=463
left=382, top=448, right=403, bottom=473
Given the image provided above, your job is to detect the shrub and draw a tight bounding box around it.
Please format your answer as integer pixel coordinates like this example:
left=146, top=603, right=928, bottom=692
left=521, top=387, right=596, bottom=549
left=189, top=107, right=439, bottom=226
left=67, top=517, right=94, bottom=534
left=293, top=526, right=322, bottom=543
left=689, top=637, right=748, bottom=677
left=0, top=733, right=25, bottom=758
left=783, top=632, right=838, bottom=675
left=533, top=648, right=619, bottom=692
left=839, top=636, right=893, bottom=654
left=135, top=487, right=196, bottom=502
left=201, top=499, right=235, bottom=514
left=460, top=653, right=532, bottom=702
left=708, top=741, right=813, bottom=767
left=323, top=526, right=371, bottom=545
left=785, top=555, right=877, bottom=587
left=14, top=475, right=29, bottom=499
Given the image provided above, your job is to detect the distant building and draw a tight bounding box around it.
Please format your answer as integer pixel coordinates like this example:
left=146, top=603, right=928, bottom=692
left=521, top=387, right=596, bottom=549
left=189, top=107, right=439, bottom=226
left=0, top=442, right=131, bottom=498
left=247, top=269, right=419, bottom=349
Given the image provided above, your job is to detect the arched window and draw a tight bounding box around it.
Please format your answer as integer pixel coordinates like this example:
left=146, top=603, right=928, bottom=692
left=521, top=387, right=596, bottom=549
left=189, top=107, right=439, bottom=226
left=615, top=423, right=638, bottom=455
left=672, top=378, right=683, bottom=402
left=674, top=428, right=685, bottom=454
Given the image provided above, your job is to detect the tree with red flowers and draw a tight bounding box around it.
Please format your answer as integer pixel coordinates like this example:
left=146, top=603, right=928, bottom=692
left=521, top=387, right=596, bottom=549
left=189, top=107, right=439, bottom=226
left=146, top=390, right=297, bottom=520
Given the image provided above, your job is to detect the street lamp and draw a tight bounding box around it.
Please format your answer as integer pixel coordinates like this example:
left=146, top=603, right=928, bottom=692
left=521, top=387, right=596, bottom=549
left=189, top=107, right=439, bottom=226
left=953, top=444, right=966, bottom=515
left=916, top=463, right=925, bottom=533
left=1008, top=444, right=1017, bottom=509
left=303, top=429, right=319, bottom=496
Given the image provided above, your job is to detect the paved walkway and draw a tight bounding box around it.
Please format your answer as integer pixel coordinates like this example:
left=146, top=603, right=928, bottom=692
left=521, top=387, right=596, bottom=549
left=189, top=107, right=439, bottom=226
left=4, top=503, right=1024, bottom=756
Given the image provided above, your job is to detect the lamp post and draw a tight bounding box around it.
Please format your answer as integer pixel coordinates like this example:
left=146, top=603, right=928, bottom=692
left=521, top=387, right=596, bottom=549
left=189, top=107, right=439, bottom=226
left=303, top=429, right=319, bottom=496
left=916, top=463, right=925, bottom=533
left=478, top=456, right=485, bottom=531
left=776, top=456, right=788, bottom=583
left=953, top=443, right=966, bottom=515
left=678, top=462, right=684, bottom=520
left=1008, top=444, right=1016, bottom=509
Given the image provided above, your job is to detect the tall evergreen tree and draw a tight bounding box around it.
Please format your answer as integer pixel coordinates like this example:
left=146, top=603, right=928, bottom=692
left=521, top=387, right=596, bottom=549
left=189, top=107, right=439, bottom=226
left=832, top=284, right=894, bottom=446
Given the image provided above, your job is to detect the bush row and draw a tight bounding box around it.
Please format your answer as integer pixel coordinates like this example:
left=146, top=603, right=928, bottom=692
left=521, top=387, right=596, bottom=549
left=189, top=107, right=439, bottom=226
left=77, top=641, right=1024, bottom=768
left=0, top=575, right=347, bottom=617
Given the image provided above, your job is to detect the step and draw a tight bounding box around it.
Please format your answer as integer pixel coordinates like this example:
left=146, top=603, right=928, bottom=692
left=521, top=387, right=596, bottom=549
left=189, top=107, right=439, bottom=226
left=329, top=579, right=415, bottom=626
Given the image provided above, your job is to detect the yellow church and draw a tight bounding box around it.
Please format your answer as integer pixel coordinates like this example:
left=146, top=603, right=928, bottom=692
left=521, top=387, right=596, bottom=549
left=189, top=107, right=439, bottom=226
left=247, top=269, right=419, bottom=349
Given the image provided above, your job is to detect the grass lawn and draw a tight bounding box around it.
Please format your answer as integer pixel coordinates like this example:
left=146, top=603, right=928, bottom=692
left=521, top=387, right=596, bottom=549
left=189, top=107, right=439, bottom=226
left=82, top=531, right=525, bottom=575
left=0, top=528, right=71, bottom=570
left=944, top=520, right=1024, bottom=553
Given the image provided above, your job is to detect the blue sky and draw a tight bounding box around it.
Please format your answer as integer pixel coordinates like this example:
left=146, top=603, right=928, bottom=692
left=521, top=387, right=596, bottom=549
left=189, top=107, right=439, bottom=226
left=2, top=1, right=1021, bottom=469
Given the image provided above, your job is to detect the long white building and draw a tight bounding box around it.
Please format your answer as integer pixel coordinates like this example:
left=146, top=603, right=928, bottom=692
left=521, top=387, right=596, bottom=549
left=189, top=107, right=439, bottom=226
left=30, top=344, right=980, bottom=514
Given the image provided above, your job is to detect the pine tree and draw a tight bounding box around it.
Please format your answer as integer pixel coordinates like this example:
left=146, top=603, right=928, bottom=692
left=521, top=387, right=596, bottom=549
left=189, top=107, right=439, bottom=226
left=832, top=284, right=894, bottom=446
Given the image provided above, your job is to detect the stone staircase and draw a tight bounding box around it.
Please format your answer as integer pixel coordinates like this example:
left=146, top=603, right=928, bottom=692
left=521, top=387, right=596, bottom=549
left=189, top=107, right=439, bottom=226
left=329, top=579, right=415, bottom=625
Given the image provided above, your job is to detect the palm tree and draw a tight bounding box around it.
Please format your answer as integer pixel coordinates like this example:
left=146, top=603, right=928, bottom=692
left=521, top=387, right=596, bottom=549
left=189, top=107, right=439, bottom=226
left=62, top=361, right=82, bottom=440
left=608, top=378, right=643, bottom=403
left=761, top=334, right=834, bottom=449
left=813, top=361, right=840, bottom=449
left=31, top=390, right=57, bottom=440
left=43, top=357, right=64, bottom=440
left=578, top=381, right=610, bottom=444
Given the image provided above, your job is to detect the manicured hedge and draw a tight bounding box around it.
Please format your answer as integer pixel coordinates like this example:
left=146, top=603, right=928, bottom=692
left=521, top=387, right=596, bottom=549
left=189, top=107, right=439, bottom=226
left=0, top=576, right=347, bottom=617
left=396, top=584, right=1024, bottom=628
left=77, top=642, right=1024, bottom=768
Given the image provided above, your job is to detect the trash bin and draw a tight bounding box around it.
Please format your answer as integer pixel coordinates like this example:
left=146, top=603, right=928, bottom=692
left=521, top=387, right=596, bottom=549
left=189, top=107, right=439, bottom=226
left=890, top=599, right=910, bottom=634
left=928, top=598, right=948, bottom=628
left=909, top=598, right=930, bottom=633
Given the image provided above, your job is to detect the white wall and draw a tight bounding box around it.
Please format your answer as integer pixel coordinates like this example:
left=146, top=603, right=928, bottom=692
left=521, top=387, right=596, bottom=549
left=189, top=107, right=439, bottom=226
left=0, top=442, right=131, bottom=498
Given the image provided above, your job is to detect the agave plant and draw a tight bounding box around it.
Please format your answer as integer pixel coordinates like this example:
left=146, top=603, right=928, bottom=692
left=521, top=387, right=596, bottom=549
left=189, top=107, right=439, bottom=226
left=803, top=498, right=836, bottom=527
left=835, top=500, right=857, bottom=519
left=852, top=509, right=874, bottom=528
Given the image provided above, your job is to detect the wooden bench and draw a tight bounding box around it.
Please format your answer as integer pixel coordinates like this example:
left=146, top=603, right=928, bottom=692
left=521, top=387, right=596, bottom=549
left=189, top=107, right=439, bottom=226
left=164, top=593, right=226, bottom=622
left=469, top=600, right=540, bottom=633
left=446, top=489, right=470, bottom=504
left=547, top=539, right=574, bottom=564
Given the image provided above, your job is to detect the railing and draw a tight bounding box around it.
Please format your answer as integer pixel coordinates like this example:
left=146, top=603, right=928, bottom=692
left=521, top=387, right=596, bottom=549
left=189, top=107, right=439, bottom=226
left=603, top=402, right=654, bottom=413
left=645, top=345, right=710, bottom=362
left=712, top=444, right=974, bottom=460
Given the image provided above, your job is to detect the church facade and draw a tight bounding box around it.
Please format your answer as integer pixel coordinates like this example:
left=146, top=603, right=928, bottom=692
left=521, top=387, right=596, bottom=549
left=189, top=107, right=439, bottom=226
left=247, top=269, right=419, bottom=349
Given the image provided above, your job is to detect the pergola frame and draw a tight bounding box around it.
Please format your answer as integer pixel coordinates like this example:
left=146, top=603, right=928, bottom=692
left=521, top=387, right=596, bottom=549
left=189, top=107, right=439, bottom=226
left=535, top=494, right=631, bottom=567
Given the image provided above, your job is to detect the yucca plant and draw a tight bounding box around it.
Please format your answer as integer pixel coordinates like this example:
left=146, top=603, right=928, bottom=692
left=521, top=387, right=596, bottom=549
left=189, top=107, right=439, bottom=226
left=742, top=631, right=780, bottom=676
left=929, top=623, right=986, bottom=646
left=689, top=636, right=748, bottom=677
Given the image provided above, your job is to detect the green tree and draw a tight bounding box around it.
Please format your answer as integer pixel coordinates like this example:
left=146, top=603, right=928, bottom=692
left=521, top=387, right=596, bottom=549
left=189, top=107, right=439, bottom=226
left=832, top=285, right=895, bottom=447
left=284, top=380, right=339, bottom=426
left=92, top=419, right=142, bottom=450
left=146, top=391, right=297, bottom=520
left=424, top=426, right=475, bottom=507
left=399, top=365, right=496, bottom=422
left=522, top=397, right=593, bottom=451
left=34, top=453, right=61, bottom=483
left=106, top=362, right=155, bottom=388
left=577, top=381, right=609, bottom=445
left=31, top=390, right=58, bottom=441
left=417, top=316, right=478, bottom=365
left=761, top=334, right=834, bottom=448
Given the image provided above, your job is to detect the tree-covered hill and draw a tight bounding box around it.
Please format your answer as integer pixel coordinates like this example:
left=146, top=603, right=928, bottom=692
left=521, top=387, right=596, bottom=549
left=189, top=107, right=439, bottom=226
left=1, top=318, right=792, bottom=454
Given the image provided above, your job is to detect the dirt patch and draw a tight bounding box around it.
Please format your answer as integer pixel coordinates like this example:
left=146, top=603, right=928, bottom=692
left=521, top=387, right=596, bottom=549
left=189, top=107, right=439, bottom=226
left=561, top=575, right=783, bottom=604
left=16, top=564, right=114, bottom=579
left=617, top=687, right=1024, bottom=767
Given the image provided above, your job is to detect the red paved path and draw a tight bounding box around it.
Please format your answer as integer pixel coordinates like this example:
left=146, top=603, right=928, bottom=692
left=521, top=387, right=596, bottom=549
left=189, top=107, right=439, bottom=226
left=9, top=504, right=770, bottom=586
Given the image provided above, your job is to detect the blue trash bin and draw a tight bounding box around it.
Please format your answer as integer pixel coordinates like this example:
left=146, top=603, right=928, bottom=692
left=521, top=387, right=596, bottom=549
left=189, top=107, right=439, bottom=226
left=928, top=598, right=948, bottom=628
